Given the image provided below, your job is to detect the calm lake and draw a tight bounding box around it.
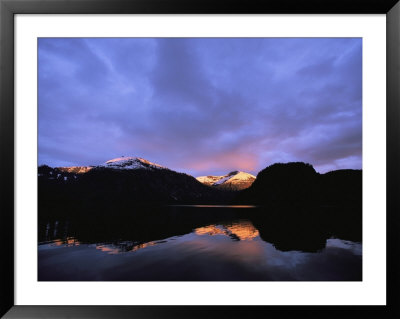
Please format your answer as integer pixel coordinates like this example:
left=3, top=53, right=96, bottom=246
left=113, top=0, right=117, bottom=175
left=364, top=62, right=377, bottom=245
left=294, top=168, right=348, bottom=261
left=38, top=205, right=362, bottom=281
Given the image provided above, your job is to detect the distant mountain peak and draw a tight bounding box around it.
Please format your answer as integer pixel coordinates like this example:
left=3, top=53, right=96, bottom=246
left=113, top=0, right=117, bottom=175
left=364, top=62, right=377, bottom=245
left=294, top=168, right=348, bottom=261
left=98, top=156, right=166, bottom=170
left=196, top=171, right=256, bottom=191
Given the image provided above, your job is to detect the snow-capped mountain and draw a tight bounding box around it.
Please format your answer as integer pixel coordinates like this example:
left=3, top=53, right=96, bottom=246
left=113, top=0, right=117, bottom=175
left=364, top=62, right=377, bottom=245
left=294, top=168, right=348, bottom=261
left=39, top=157, right=167, bottom=183
left=96, top=157, right=166, bottom=170
left=196, top=171, right=256, bottom=191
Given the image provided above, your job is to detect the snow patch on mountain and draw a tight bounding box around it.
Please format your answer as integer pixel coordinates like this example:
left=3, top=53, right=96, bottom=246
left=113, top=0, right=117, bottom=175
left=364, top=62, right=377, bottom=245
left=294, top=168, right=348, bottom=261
left=196, top=171, right=256, bottom=190
left=228, top=171, right=256, bottom=183
left=196, top=175, right=221, bottom=186
left=97, top=157, right=166, bottom=170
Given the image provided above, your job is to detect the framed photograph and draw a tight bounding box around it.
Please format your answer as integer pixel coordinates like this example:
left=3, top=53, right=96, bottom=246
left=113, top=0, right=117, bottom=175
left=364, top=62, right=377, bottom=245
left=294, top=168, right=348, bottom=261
left=1, top=0, right=399, bottom=318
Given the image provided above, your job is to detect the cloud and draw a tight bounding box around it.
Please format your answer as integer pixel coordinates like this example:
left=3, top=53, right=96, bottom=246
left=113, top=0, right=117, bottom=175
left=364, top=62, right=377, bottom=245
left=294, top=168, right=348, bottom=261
left=38, top=38, right=362, bottom=176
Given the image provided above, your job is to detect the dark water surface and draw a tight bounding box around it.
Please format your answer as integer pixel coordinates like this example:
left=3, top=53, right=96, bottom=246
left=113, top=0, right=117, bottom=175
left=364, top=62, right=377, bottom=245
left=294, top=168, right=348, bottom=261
left=38, top=205, right=362, bottom=281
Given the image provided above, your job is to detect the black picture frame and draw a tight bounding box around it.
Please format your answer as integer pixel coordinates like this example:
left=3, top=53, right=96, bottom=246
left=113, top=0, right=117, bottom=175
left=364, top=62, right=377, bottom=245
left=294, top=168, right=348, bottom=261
left=1, top=0, right=399, bottom=318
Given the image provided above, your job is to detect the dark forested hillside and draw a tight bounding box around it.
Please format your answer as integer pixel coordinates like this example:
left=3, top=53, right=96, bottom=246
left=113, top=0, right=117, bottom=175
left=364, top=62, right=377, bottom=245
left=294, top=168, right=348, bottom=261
left=38, top=165, right=235, bottom=218
left=235, top=162, right=361, bottom=207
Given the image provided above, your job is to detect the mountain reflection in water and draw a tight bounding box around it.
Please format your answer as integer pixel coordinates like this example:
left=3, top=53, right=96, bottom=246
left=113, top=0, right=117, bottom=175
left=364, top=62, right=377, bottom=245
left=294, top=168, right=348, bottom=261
left=38, top=205, right=362, bottom=281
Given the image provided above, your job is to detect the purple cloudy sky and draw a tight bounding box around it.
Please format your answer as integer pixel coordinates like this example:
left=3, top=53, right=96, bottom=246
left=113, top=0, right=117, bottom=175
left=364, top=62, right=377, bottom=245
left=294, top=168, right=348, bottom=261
left=38, top=38, right=362, bottom=176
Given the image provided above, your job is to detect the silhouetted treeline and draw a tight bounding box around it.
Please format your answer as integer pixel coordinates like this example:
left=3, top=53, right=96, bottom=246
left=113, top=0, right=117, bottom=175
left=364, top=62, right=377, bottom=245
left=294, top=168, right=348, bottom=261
left=235, top=162, right=362, bottom=207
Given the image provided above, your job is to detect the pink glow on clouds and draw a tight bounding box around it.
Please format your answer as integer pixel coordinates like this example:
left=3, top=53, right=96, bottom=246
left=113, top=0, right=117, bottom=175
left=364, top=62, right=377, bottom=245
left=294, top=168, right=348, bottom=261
left=185, top=152, right=258, bottom=175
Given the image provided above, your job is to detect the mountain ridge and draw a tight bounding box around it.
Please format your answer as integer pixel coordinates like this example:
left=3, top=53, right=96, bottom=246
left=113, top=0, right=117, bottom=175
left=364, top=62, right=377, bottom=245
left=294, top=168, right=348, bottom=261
left=38, top=159, right=362, bottom=211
